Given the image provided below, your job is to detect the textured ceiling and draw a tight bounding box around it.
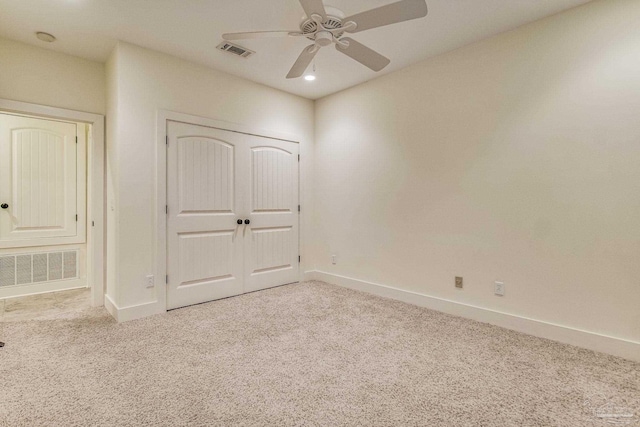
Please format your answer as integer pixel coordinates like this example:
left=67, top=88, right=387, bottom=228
left=0, top=0, right=593, bottom=99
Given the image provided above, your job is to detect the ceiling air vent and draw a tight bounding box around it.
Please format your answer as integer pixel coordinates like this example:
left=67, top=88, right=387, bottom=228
left=217, top=41, right=255, bottom=58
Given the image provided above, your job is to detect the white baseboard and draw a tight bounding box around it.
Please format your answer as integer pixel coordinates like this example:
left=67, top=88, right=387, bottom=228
left=103, top=294, right=165, bottom=323
left=305, top=271, right=640, bottom=363
left=0, top=279, right=86, bottom=300
left=104, top=294, right=119, bottom=320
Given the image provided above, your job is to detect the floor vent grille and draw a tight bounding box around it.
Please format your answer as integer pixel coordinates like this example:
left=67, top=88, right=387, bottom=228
left=216, top=41, right=255, bottom=58
left=0, top=250, right=78, bottom=288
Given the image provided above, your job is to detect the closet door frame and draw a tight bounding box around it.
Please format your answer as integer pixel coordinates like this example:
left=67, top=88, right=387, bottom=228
left=156, top=110, right=303, bottom=313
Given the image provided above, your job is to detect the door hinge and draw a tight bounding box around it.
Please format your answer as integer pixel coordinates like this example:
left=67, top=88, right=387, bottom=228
left=166, top=205, right=168, bottom=215
left=298, top=154, right=300, bottom=162
left=298, top=205, right=300, bottom=212
left=166, top=275, right=168, bottom=284
left=92, top=221, right=95, bottom=227
left=76, top=136, right=78, bottom=144
left=75, top=214, right=78, bottom=221
left=298, top=256, right=301, bottom=263
left=166, top=135, right=169, bottom=145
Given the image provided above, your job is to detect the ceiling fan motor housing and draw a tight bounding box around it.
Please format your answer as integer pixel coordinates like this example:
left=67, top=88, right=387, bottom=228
left=315, top=31, right=333, bottom=47
left=301, top=7, right=346, bottom=41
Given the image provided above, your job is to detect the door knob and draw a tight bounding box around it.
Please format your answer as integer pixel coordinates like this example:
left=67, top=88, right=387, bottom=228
left=237, top=219, right=243, bottom=225
left=244, top=219, right=250, bottom=225
left=0, top=203, right=8, bottom=209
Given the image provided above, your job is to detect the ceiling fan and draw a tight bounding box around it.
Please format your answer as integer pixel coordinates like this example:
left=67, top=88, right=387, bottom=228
left=222, top=0, right=428, bottom=79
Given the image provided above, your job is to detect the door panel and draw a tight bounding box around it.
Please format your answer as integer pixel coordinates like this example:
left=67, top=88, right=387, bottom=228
left=14, top=129, right=69, bottom=230
left=166, top=122, right=244, bottom=310
left=0, top=114, right=83, bottom=248
left=244, top=140, right=299, bottom=293
left=251, top=148, right=293, bottom=212
left=178, top=231, right=235, bottom=285
left=178, top=137, right=234, bottom=213
left=250, top=227, right=293, bottom=273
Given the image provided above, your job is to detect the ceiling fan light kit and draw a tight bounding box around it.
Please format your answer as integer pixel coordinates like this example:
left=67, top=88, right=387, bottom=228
left=304, top=61, right=317, bottom=81
left=222, top=0, right=428, bottom=79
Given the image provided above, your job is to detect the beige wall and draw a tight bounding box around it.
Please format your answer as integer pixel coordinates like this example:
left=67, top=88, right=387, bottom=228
left=107, top=42, right=315, bottom=310
left=0, top=38, right=105, bottom=114
left=313, top=0, right=640, bottom=343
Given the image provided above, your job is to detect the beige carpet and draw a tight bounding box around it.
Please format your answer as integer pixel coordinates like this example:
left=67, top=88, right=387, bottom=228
left=0, top=281, right=638, bottom=427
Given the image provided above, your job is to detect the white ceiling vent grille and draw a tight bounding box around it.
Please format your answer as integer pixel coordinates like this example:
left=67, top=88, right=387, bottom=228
left=217, top=41, right=255, bottom=58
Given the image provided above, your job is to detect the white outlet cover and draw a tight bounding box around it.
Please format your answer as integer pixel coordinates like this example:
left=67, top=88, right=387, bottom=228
left=495, top=281, right=505, bottom=296
left=146, top=275, right=155, bottom=288
left=331, top=255, right=337, bottom=265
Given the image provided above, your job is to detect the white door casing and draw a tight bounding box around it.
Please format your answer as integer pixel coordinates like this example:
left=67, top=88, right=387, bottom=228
left=0, top=113, right=86, bottom=249
left=166, top=121, right=299, bottom=310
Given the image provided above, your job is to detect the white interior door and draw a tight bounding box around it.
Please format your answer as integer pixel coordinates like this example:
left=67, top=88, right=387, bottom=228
left=0, top=113, right=85, bottom=248
left=166, top=121, right=300, bottom=310
left=166, top=121, right=245, bottom=310
left=243, top=136, right=299, bottom=293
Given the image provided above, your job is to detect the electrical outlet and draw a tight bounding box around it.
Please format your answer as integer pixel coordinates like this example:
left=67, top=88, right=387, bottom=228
left=331, top=254, right=337, bottom=265
left=495, top=281, right=505, bottom=296
left=455, top=276, right=463, bottom=289
left=146, top=275, right=155, bottom=288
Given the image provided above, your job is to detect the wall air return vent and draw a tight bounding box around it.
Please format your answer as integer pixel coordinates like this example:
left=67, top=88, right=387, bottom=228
left=0, top=250, right=78, bottom=288
left=216, top=41, right=255, bottom=58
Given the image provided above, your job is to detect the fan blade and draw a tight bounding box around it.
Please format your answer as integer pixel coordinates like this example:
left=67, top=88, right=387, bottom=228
left=299, top=0, right=327, bottom=20
left=343, top=0, right=428, bottom=33
left=223, top=31, right=303, bottom=41
left=335, top=38, right=390, bottom=72
left=287, top=45, right=320, bottom=79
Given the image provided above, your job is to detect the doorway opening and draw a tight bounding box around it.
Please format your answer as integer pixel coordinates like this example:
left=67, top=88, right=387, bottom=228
left=0, top=99, right=104, bottom=321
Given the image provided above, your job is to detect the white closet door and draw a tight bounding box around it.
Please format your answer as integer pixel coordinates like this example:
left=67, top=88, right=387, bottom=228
left=0, top=114, right=82, bottom=248
left=242, top=136, right=299, bottom=293
left=166, top=121, right=245, bottom=310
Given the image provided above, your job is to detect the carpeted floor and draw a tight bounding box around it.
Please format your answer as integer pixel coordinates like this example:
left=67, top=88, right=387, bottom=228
left=0, top=281, right=638, bottom=426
